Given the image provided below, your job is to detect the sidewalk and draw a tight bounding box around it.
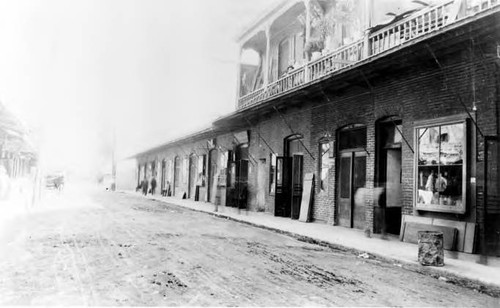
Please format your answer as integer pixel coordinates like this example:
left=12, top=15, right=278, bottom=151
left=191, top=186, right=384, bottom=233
left=122, top=190, right=500, bottom=295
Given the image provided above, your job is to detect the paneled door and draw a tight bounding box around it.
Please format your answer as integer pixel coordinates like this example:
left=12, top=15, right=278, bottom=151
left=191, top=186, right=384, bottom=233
left=338, top=151, right=367, bottom=229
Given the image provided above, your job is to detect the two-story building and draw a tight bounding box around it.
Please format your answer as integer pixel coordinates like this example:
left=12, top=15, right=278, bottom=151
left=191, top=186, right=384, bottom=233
left=133, top=0, right=500, bottom=256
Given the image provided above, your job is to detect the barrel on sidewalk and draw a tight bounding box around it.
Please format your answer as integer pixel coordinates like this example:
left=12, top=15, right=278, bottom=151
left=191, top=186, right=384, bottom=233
left=418, top=231, right=444, bottom=266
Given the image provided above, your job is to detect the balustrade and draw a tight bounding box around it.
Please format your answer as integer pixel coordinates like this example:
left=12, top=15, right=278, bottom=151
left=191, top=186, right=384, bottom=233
left=237, top=1, right=499, bottom=110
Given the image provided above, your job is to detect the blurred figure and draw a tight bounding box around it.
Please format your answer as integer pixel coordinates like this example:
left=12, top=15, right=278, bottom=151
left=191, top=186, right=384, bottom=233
left=150, top=177, right=157, bottom=195
left=141, top=178, right=148, bottom=196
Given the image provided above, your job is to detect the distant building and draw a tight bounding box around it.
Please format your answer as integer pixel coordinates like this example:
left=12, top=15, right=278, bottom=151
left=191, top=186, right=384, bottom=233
left=133, top=0, right=500, bottom=256
left=0, top=103, right=37, bottom=178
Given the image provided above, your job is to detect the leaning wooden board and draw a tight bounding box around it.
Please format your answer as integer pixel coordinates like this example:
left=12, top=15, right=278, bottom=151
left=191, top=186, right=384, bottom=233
left=299, top=173, right=315, bottom=222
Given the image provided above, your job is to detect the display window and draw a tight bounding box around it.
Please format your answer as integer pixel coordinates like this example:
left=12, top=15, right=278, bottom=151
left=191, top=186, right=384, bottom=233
left=415, top=120, right=467, bottom=213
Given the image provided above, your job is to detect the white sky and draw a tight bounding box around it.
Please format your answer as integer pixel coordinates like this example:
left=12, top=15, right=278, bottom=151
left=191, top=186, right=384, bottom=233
left=0, top=0, right=280, bottom=176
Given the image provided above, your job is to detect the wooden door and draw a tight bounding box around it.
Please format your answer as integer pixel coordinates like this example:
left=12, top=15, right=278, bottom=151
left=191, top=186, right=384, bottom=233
left=338, top=153, right=353, bottom=227
left=275, top=157, right=291, bottom=217
left=291, top=154, right=303, bottom=220
left=352, top=153, right=367, bottom=229
left=338, top=152, right=366, bottom=229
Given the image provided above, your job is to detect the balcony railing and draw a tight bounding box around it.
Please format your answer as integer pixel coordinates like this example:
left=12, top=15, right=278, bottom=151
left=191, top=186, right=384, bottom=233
left=237, top=0, right=499, bottom=110
left=308, top=39, right=365, bottom=81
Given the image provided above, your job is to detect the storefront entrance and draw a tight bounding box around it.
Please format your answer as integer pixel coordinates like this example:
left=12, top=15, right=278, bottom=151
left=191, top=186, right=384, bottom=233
left=226, top=144, right=249, bottom=209
left=375, top=120, right=403, bottom=235
left=337, top=126, right=367, bottom=229
left=275, top=135, right=304, bottom=219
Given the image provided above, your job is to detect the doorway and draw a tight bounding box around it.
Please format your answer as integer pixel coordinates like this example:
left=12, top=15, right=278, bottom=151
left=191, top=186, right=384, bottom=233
left=375, top=120, right=402, bottom=235
left=161, top=160, right=166, bottom=193
left=188, top=154, right=197, bottom=199
left=174, top=156, right=180, bottom=196
left=337, top=126, right=367, bottom=229
left=275, top=135, right=304, bottom=219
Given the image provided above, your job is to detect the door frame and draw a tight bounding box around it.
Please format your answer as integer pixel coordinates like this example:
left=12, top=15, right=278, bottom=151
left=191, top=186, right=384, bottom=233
left=336, top=124, right=368, bottom=228
left=375, top=118, right=403, bottom=234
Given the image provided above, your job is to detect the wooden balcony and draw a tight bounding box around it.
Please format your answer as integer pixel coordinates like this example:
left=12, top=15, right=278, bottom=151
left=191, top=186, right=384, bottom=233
left=237, top=0, right=499, bottom=110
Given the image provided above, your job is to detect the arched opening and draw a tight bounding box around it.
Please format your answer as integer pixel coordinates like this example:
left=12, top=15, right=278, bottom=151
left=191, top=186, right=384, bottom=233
left=336, top=124, right=367, bottom=229
left=275, top=134, right=304, bottom=219
left=375, top=116, right=403, bottom=235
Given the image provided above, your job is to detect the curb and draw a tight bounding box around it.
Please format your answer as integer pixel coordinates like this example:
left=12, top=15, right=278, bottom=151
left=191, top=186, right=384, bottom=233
left=120, top=191, right=500, bottom=298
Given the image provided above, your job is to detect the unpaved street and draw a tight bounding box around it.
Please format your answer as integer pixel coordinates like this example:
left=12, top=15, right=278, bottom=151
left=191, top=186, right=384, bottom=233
left=0, top=185, right=498, bottom=306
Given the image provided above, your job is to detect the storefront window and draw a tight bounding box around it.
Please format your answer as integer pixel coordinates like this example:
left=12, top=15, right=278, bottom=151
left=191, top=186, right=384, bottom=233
left=416, top=121, right=466, bottom=213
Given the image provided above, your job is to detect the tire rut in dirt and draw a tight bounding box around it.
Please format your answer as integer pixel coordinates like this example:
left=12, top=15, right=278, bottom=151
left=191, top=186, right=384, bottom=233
left=247, top=241, right=361, bottom=288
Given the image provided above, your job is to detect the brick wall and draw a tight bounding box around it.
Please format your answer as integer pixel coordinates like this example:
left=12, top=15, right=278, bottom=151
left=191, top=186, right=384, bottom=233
left=134, top=39, right=499, bottom=245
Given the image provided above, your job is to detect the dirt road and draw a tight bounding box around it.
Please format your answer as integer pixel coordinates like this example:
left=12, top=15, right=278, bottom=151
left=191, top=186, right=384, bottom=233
left=0, top=185, right=497, bottom=306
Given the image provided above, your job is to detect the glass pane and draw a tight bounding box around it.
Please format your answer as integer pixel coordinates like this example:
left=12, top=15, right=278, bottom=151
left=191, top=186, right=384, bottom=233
left=288, top=138, right=302, bottom=156
left=339, top=127, right=367, bottom=150
left=439, top=165, right=463, bottom=206
left=353, top=156, right=366, bottom=190
left=418, top=126, right=440, bottom=165
left=394, top=125, right=402, bottom=144
left=417, top=166, right=440, bottom=205
left=226, top=162, right=234, bottom=188
left=276, top=158, right=283, bottom=186
left=340, top=156, right=351, bottom=198
left=440, top=123, right=464, bottom=165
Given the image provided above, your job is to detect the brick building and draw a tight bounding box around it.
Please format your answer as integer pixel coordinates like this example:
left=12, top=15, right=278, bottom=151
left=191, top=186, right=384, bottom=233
left=133, top=0, right=500, bottom=256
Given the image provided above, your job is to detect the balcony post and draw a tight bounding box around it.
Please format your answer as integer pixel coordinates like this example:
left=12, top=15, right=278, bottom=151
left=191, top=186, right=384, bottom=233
left=263, top=24, right=271, bottom=87
left=304, top=0, right=311, bottom=82
left=363, top=29, right=371, bottom=59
